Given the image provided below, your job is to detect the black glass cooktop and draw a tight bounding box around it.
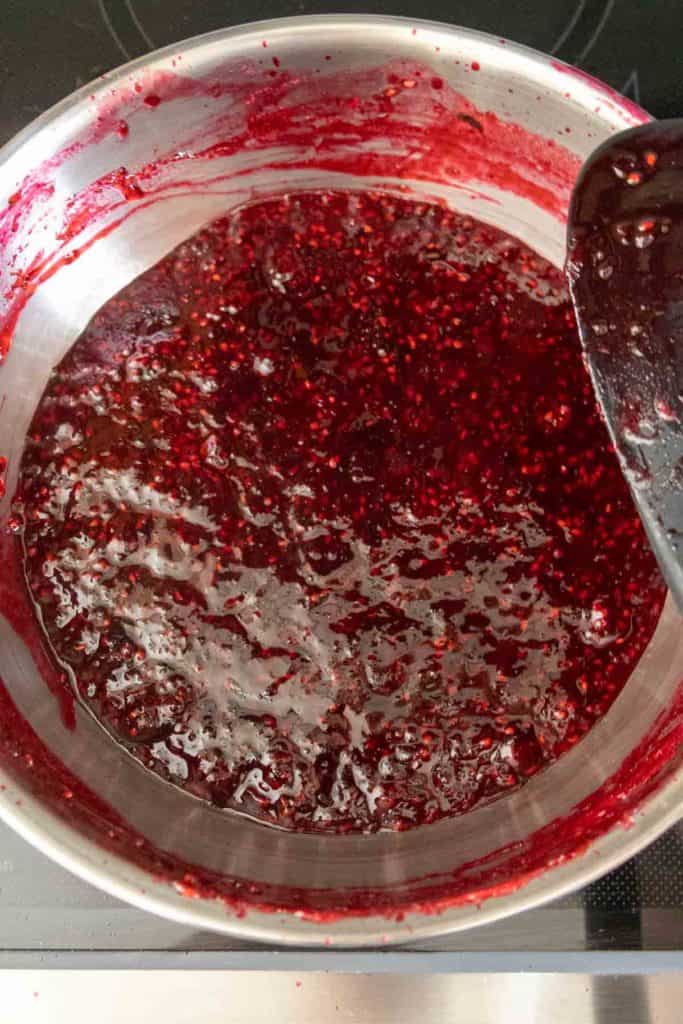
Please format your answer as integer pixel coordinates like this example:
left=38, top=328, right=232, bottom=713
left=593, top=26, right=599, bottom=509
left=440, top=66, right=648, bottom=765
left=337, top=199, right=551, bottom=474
left=0, top=0, right=681, bottom=964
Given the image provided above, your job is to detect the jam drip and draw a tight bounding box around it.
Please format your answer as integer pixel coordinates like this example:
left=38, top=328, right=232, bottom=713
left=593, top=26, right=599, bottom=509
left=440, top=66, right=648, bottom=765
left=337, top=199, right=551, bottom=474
left=13, top=190, right=665, bottom=833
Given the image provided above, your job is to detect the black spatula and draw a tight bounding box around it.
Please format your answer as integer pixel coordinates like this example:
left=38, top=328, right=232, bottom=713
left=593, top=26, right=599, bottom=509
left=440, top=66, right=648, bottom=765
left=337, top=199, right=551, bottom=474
left=566, top=120, right=683, bottom=609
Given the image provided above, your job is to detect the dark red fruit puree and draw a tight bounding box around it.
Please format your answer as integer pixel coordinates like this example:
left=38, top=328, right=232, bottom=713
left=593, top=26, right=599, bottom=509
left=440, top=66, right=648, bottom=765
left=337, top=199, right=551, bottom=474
left=11, top=189, right=665, bottom=834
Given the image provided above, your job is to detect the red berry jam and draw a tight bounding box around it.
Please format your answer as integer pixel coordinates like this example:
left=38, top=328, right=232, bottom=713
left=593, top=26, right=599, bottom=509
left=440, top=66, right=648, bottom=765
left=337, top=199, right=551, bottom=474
left=13, top=190, right=665, bottom=833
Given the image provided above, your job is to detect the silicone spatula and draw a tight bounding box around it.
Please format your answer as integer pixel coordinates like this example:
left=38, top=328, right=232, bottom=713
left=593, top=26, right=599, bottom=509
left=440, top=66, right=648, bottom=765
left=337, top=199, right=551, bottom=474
left=566, top=120, right=683, bottom=609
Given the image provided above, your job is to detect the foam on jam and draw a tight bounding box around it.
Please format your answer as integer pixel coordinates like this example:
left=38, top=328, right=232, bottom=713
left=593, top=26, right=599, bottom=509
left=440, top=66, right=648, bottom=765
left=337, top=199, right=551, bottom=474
left=12, top=189, right=665, bottom=833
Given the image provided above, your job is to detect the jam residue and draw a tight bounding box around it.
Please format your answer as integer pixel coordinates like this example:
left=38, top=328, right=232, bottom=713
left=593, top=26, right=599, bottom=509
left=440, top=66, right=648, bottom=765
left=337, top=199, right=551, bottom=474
left=11, top=189, right=665, bottom=833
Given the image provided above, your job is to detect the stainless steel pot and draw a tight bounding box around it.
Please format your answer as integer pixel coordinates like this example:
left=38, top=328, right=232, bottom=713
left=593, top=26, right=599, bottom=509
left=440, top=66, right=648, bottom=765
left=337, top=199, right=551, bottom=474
left=0, top=15, right=681, bottom=947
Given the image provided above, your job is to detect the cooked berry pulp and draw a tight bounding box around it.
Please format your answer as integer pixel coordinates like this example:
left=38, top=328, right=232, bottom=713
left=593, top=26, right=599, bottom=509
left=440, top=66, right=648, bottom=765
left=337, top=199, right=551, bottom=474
left=13, top=190, right=665, bottom=833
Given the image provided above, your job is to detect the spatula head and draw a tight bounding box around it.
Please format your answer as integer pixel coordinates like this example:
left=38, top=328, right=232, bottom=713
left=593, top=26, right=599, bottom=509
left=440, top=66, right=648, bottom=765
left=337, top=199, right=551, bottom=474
left=567, top=119, right=683, bottom=608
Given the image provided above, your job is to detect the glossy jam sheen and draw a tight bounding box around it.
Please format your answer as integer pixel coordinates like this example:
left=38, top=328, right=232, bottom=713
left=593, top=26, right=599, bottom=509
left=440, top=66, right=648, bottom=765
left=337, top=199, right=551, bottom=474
left=13, top=190, right=665, bottom=834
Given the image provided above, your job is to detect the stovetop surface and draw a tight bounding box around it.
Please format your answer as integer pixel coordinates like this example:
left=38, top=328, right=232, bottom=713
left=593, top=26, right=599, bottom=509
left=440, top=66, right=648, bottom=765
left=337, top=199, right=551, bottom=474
left=0, top=0, right=681, bottom=960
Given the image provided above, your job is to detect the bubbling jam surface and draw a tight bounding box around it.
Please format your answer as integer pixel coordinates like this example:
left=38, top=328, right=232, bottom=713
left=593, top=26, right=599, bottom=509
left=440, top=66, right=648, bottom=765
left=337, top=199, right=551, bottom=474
left=14, top=190, right=665, bottom=833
